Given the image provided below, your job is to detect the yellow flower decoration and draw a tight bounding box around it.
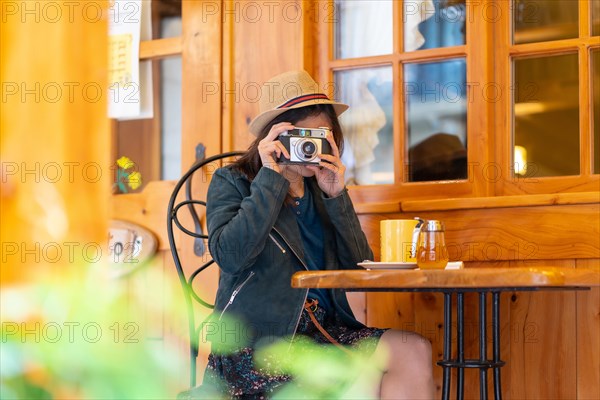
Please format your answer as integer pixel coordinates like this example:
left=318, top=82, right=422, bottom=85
left=128, top=171, right=142, bottom=190
left=116, top=156, right=134, bottom=170
left=114, top=156, right=142, bottom=193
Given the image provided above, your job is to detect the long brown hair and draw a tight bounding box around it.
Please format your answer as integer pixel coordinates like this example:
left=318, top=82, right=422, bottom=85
left=233, top=104, right=344, bottom=181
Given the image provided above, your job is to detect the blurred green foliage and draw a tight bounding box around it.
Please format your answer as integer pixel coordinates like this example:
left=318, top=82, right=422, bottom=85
left=0, top=265, right=190, bottom=400
left=1, top=263, right=385, bottom=399
left=255, top=336, right=385, bottom=399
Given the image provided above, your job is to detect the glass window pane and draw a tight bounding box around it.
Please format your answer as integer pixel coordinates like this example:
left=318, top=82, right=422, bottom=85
left=160, top=56, right=182, bottom=181
left=335, top=67, right=394, bottom=185
left=593, top=0, right=600, bottom=37
left=113, top=56, right=181, bottom=193
left=404, top=0, right=466, bottom=52
left=334, top=0, right=392, bottom=59
left=160, top=17, right=182, bottom=180
left=513, top=0, right=579, bottom=44
left=404, top=59, right=467, bottom=182
left=513, top=54, right=579, bottom=177
left=155, top=2, right=182, bottom=39
left=593, top=49, right=600, bottom=174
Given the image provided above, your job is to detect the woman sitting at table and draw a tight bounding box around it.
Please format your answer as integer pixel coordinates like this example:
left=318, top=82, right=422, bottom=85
left=203, top=70, right=434, bottom=399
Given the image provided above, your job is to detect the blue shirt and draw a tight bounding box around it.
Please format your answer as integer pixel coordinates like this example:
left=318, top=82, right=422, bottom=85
left=292, top=182, right=331, bottom=311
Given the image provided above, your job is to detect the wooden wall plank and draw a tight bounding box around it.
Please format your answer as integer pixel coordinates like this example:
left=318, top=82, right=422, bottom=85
left=179, top=6, right=225, bottom=384
left=366, top=292, right=416, bottom=329
left=228, top=0, right=306, bottom=151
left=499, top=287, right=513, bottom=398
left=576, top=258, right=600, bottom=399
left=182, top=0, right=222, bottom=164
left=509, top=259, right=577, bottom=399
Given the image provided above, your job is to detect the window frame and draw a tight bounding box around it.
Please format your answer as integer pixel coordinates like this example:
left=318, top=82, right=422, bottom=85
left=313, top=0, right=599, bottom=206
left=111, top=1, right=183, bottom=194
left=495, top=0, right=599, bottom=194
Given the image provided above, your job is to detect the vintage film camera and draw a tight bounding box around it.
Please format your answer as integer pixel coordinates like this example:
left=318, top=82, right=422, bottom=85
left=277, top=127, right=332, bottom=165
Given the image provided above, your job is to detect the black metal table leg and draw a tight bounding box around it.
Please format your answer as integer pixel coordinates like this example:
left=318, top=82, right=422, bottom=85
left=437, top=289, right=506, bottom=400
left=492, top=292, right=503, bottom=400
left=457, top=293, right=465, bottom=400
left=479, top=292, right=488, bottom=400
left=442, top=292, right=452, bottom=400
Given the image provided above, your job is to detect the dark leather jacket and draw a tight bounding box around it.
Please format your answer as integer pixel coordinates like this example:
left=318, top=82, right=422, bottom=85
left=205, top=166, right=373, bottom=349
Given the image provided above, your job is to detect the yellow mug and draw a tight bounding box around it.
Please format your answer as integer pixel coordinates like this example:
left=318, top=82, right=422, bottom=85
left=380, top=219, right=421, bottom=263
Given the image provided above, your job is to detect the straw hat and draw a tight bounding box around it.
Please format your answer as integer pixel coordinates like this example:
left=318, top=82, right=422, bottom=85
left=248, top=70, right=349, bottom=136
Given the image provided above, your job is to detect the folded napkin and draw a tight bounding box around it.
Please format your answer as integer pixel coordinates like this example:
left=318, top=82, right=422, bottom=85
left=444, top=261, right=464, bottom=270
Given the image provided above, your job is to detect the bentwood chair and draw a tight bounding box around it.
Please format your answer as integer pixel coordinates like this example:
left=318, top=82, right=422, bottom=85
left=167, top=148, right=245, bottom=393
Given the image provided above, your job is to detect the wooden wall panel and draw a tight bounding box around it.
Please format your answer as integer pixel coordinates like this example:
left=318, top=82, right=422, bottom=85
left=180, top=1, right=223, bottom=301
left=508, top=260, right=578, bottom=400
left=227, top=0, right=306, bottom=152
left=359, top=202, right=598, bottom=399
left=358, top=204, right=600, bottom=263
left=182, top=0, right=223, bottom=166
left=499, top=287, right=513, bottom=398
left=576, top=258, right=600, bottom=399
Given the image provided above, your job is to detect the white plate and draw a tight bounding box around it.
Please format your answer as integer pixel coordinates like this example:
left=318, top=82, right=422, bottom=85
left=358, top=261, right=418, bottom=270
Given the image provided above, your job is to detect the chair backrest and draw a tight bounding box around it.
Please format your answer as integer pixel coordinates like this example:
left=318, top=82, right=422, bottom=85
left=166, top=150, right=245, bottom=388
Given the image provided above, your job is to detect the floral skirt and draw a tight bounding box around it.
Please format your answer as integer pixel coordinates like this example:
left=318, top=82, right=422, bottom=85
left=202, top=303, right=387, bottom=399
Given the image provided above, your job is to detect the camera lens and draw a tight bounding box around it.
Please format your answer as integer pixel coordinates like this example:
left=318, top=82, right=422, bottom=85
left=301, top=140, right=316, bottom=158
left=292, top=138, right=320, bottom=162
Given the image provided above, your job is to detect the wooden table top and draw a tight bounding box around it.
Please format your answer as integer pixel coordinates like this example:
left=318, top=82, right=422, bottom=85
left=291, top=267, right=600, bottom=290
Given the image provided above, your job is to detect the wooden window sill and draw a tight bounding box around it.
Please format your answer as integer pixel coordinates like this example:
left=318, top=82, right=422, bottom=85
left=353, top=192, right=600, bottom=214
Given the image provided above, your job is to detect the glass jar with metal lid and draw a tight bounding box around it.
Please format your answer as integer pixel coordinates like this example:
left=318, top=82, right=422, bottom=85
left=416, top=219, right=449, bottom=270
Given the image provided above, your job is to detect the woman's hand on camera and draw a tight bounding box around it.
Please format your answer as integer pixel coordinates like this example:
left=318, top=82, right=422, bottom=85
left=307, top=132, right=346, bottom=198
left=258, top=122, right=292, bottom=173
